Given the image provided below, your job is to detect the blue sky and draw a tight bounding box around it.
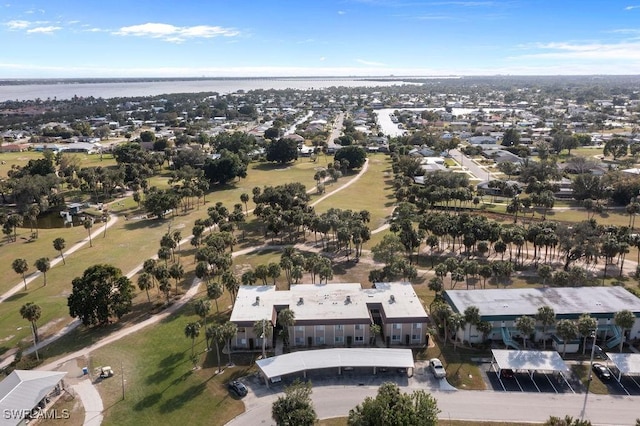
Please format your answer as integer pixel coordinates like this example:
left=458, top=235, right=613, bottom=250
left=1, top=0, right=640, bottom=78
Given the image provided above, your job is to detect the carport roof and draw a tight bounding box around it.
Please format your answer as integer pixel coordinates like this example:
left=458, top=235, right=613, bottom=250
left=605, top=353, right=640, bottom=375
left=492, top=349, right=569, bottom=373
left=256, top=348, right=414, bottom=379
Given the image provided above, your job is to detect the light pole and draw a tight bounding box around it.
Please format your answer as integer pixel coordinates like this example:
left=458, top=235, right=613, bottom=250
left=580, top=325, right=598, bottom=421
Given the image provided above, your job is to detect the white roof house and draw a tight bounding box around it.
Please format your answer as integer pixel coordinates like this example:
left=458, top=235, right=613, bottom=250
left=0, top=370, right=66, bottom=426
left=231, top=282, right=428, bottom=327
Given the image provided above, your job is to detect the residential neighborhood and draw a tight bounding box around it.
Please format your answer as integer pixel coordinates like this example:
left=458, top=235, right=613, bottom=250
left=1, top=75, right=640, bottom=426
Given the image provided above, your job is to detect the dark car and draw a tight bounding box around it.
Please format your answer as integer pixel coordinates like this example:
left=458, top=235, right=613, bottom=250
left=500, top=369, right=514, bottom=379
left=228, top=380, right=248, bottom=397
left=592, top=363, right=611, bottom=381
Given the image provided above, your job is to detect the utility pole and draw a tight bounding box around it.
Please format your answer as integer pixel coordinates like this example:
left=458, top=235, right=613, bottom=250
left=121, top=360, right=125, bottom=400
left=580, top=325, right=598, bottom=421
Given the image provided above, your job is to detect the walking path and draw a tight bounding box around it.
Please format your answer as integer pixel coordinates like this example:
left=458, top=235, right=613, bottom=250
left=72, top=379, right=104, bottom=426
left=0, top=214, right=120, bottom=303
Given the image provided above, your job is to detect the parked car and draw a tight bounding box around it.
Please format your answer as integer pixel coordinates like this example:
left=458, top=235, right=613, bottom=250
left=500, top=368, right=514, bottom=379
left=228, top=380, right=248, bottom=397
left=429, top=358, right=446, bottom=379
left=592, top=363, right=611, bottom=381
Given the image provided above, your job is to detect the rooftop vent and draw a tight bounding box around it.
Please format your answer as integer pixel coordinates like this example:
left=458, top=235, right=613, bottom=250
left=390, top=295, right=395, bottom=303
left=346, top=295, right=352, bottom=304
left=298, top=297, right=304, bottom=305
left=255, top=296, right=260, bottom=304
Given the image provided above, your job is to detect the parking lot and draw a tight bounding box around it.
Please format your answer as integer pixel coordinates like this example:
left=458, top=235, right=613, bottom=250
left=484, top=367, right=576, bottom=393
left=601, top=372, right=640, bottom=396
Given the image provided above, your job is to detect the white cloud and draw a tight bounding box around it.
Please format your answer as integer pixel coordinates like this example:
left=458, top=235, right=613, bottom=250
left=338, top=10, right=346, bottom=15
left=516, top=40, right=640, bottom=61
left=356, top=59, right=387, bottom=66
left=27, top=26, right=61, bottom=34
left=319, top=57, right=326, bottom=61
left=625, top=5, right=640, bottom=10
left=5, top=19, right=30, bottom=29
left=114, top=22, right=239, bottom=42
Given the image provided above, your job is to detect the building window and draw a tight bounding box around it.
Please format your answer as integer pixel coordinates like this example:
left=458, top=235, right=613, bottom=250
left=240, top=338, right=246, bottom=345
left=355, top=324, right=362, bottom=330
left=316, top=325, right=325, bottom=332
left=335, top=336, right=344, bottom=343
left=315, top=336, right=325, bottom=345
left=413, top=323, right=422, bottom=329
left=237, top=327, right=246, bottom=333
left=411, top=334, right=420, bottom=341
left=392, top=335, right=401, bottom=341
left=393, top=323, right=401, bottom=330
left=295, top=337, right=303, bottom=345
left=335, top=325, right=343, bottom=331
left=354, top=336, right=364, bottom=342
left=296, top=326, right=304, bottom=332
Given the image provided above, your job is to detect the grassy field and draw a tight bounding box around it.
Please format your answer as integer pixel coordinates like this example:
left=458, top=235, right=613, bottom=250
left=0, top=156, right=338, bottom=363
left=570, top=364, right=609, bottom=395
left=313, top=154, right=395, bottom=230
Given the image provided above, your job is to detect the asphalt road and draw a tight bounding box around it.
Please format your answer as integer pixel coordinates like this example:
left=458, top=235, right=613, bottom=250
left=451, top=148, right=493, bottom=183
left=228, top=381, right=640, bottom=426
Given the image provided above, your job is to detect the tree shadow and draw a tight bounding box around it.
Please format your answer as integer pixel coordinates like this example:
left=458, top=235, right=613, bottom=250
left=133, top=392, right=162, bottom=411
left=4, top=291, right=29, bottom=302
left=145, top=351, right=188, bottom=385
left=123, top=218, right=166, bottom=231
left=158, top=382, right=206, bottom=413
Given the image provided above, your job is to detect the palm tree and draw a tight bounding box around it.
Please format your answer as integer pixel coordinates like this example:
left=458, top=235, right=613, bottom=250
left=614, top=310, right=636, bottom=352
left=463, top=306, right=481, bottom=345
left=536, top=306, right=556, bottom=350
left=158, top=278, right=171, bottom=304
left=222, top=271, right=239, bottom=304
left=53, top=237, right=66, bottom=265
left=206, top=324, right=225, bottom=373
left=184, top=322, right=201, bottom=363
left=169, top=263, right=184, bottom=296
left=577, top=313, right=597, bottom=355
left=254, top=319, right=273, bottom=359
left=221, top=321, right=238, bottom=365
left=206, top=281, right=223, bottom=313
left=12, top=258, right=29, bottom=290
left=555, top=319, right=578, bottom=357
left=83, top=218, right=94, bottom=247
left=137, top=272, right=154, bottom=303
left=27, top=204, right=40, bottom=239
left=194, top=299, right=211, bottom=350
left=277, top=309, right=296, bottom=349
left=34, top=257, right=50, bottom=286
left=515, top=316, right=536, bottom=349
left=369, top=323, right=381, bottom=346
left=20, top=302, right=42, bottom=360
left=240, top=193, right=250, bottom=215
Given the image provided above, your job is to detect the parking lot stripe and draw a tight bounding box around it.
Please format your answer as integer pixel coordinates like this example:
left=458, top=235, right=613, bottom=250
left=545, top=374, right=558, bottom=394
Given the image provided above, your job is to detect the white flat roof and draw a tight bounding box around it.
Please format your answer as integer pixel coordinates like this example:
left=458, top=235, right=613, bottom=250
left=491, top=349, right=569, bottom=373
left=256, top=348, right=414, bottom=379
left=446, top=287, right=640, bottom=319
left=605, top=353, right=640, bottom=376
left=230, top=282, right=428, bottom=325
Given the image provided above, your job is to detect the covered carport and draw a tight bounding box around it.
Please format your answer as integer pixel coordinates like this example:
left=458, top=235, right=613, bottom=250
left=605, top=352, right=640, bottom=384
left=490, top=349, right=574, bottom=393
left=255, top=348, right=414, bottom=386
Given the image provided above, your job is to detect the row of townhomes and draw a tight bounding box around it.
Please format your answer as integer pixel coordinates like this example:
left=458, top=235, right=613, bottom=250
left=445, top=286, right=640, bottom=352
left=230, top=282, right=429, bottom=350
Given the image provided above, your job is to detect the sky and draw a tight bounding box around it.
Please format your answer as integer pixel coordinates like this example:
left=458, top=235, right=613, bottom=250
left=1, top=0, right=640, bottom=78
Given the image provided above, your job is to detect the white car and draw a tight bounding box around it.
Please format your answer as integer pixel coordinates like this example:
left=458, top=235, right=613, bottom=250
left=429, top=358, right=446, bottom=379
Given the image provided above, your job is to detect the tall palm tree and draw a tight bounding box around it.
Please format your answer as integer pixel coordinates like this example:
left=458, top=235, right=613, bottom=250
left=222, top=271, right=239, bottom=304
left=169, top=263, right=184, bottom=296
left=83, top=218, right=94, bottom=247
left=277, top=309, right=296, bottom=349
left=12, top=258, right=29, bottom=290
left=184, top=322, right=201, bottom=362
left=27, top=204, right=40, bottom=239
left=536, top=306, right=556, bottom=350
left=137, top=272, right=154, bottom=303
left=194, top=299, right=211, bottom=350
left=20, top=302, right=41, bottom=360
left=53, top=237, right=66, bottom=265
left=206, top=324, right=224, bottom=373
left=206, top=282, right=223, bottom=313
left=221, top=321, right=238, bottom=365
left=254, top=319, right=273, bottom=359
left=34, top=257, right=50, bottom=286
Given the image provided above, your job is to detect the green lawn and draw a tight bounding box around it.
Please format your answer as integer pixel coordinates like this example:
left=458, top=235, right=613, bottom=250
left=89, top=302, right=247, bottom=426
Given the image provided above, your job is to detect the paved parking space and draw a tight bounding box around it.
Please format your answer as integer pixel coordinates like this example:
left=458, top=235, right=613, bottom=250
left=483, top=365, right=576, bottom=394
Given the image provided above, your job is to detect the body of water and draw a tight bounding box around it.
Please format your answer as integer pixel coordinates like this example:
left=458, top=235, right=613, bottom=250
left=0, top=78, right=414, bottom=102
